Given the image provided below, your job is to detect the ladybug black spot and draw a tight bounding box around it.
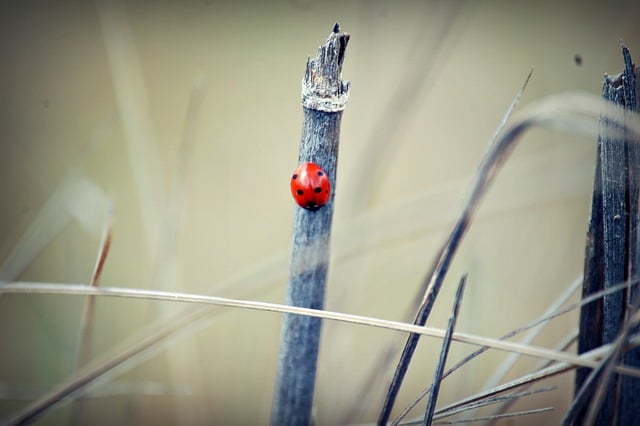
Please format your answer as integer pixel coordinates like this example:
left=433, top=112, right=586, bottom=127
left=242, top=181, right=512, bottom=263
left=297, top=189, right=304, bottom=196
left=314, top=187, right=322, bottom=193
left=292, top=174, right=298, bottom=180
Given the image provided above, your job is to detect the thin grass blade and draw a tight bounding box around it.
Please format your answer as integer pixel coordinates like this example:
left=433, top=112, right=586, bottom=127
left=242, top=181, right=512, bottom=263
left=423, top=275, right=467, bottom=425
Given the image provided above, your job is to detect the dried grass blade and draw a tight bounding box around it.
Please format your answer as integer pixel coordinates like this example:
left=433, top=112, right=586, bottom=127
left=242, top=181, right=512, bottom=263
left=487, top=329, right=577, bottom=423
left=431, top=406, right=554, bottom=425
left=482, top=275, right=581, bottom=390
left=3, top=283, right=640, bottom=374
left=433, top=386, right=555, bottom=421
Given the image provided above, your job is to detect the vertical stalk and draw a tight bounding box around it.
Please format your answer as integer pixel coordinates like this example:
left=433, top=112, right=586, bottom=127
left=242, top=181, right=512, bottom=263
left=271, top=24, right=350, bottom=426
left=575, top=44, right=640, bottom=424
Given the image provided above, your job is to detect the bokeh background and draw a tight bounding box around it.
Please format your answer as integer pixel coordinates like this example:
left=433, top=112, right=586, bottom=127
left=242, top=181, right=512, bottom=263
left=1, top=0, right=639, bottom=424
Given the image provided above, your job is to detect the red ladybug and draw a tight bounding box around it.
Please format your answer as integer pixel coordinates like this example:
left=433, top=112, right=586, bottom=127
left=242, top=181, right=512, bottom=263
left=290, top=162, right=331, bottom=211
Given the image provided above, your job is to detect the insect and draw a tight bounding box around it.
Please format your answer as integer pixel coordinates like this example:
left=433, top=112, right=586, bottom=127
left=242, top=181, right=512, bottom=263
left=290, top=162, right=331, bottom=211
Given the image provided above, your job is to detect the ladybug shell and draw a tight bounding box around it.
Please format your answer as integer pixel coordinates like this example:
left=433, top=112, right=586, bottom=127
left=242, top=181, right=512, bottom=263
left=290, top=162, right=331, bottom=211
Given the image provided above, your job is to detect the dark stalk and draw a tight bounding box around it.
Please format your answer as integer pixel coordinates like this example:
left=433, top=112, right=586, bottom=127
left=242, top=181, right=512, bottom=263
left=574, top=44, right=640, bottom=424
left=423, top=275, right=466, bottom=425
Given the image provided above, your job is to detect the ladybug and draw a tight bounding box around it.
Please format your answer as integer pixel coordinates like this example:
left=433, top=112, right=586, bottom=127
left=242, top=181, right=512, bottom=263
left=290, top=162, right=331, bottom=211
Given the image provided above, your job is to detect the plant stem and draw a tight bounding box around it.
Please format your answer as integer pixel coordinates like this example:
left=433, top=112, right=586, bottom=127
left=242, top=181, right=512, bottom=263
left=271, top=23, right=350, bottom=426
left=574, top=43, right=640, bottom=426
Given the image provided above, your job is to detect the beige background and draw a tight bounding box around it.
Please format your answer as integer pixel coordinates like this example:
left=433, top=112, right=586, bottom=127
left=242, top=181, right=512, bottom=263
left=1, top=0, right=639, bottom=424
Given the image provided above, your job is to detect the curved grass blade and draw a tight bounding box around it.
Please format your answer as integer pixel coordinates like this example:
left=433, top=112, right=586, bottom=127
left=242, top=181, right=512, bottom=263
left=377, top=67, right=535, bottom=425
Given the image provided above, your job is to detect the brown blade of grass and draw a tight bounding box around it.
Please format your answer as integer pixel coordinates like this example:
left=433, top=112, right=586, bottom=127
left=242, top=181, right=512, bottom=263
left=76, top=203, right=115, bottom=367
left=72, top=205, right=114, bottom=424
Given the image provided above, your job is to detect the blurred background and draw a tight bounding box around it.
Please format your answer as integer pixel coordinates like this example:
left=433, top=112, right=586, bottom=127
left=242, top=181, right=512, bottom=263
left=0, top=0, right=639, bottom=424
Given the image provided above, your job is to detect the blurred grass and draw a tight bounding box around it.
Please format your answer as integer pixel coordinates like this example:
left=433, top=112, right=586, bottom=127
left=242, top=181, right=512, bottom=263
left=0, top=0, right=639, bottom=424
